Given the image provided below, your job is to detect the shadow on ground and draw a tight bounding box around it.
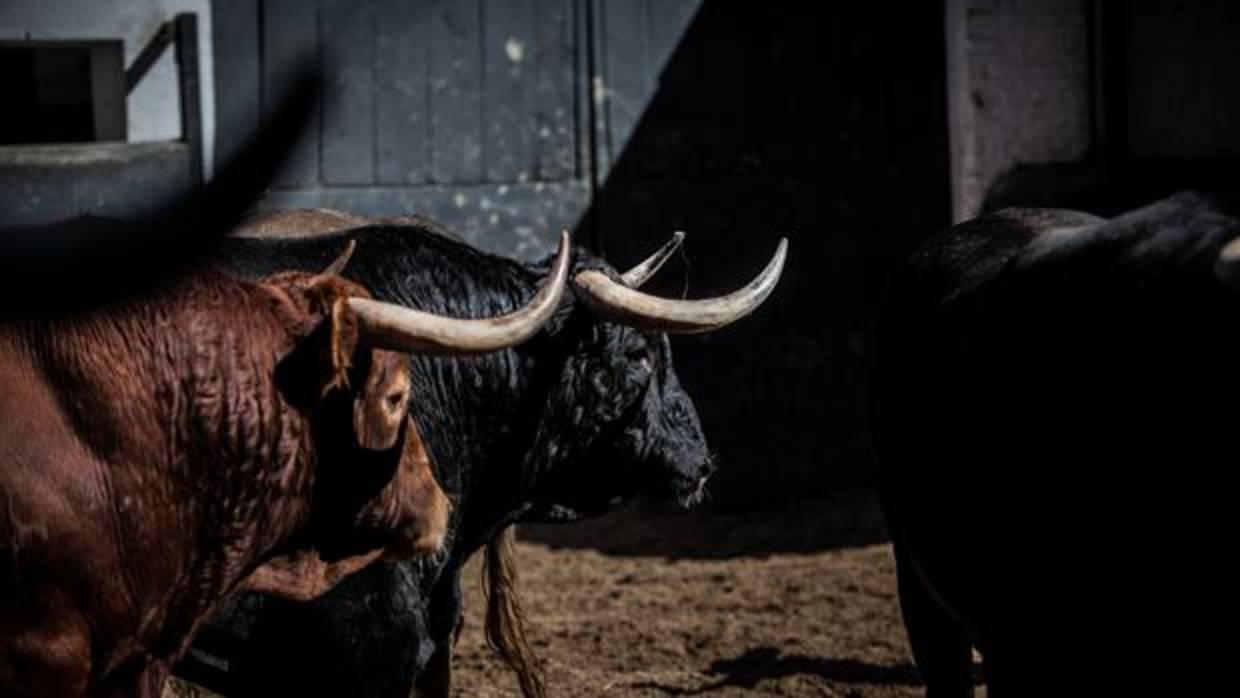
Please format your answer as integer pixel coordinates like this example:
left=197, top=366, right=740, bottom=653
left=522, top=487, right=888, bottom=559
left=632, top=647, right=923, bottom=694
left=633, top=646, right=986, bottom=695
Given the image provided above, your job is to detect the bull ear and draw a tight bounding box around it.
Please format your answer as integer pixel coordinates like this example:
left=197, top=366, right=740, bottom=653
left=352, top=354, right=411, bottom=450
left=275, top=295, right=361, bottom=410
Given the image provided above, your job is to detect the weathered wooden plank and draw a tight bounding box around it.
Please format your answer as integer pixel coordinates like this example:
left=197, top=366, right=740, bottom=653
left=428, top=0, right=483, bottom=183
left=597, top=0, right=650, bottom=175
left=533, top=0, right=577, bottom=181
left=321, top=0, right=374, bottom=185
left=262, top=0, right=320, bottom=188
left=173, top=13, right=203, bottom=186
left=0, top=142, right=191, bottom=226
left=211, top=0, right=260, bottom=174
left=647, top=0, right=700, bottom=79
left=483, top=0, right=536, bottom=182
left=375, top=0, right=431, bottom=185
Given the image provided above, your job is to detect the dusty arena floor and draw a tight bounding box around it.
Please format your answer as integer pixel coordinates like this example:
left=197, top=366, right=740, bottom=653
left=171, top=493, right=982, bottom=697
left=452, top=497, right=971, bottom=697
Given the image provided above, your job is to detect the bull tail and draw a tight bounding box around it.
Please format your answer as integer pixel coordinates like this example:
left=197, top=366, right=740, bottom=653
left=481, top=525, right=545, bottom=698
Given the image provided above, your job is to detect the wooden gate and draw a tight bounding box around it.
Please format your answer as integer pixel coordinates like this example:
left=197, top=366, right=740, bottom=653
left=213, top=0, right=699, bottom=259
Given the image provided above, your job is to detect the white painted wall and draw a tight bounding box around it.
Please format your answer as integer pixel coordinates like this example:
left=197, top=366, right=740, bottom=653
left=945, top=0, right=1091, bottom=221
left=0, top=0, right=215, bottom=179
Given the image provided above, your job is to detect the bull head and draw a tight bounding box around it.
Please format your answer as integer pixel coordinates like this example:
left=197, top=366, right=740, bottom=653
left=250, top=235, right=571, bottom=599
left=523, top=233, right=788, bottom=519
left=279, top=231, right=571, bottom=452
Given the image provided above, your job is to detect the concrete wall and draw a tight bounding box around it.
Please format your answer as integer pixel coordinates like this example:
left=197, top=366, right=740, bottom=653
left=945, top=0, right=1092, bottom=221
left=949, top=0, right=1240, bottom=218
left=0, top=0, right=214, bottom=178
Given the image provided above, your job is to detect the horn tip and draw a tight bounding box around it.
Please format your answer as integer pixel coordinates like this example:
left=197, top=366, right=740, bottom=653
left=1220, top=237, right=1240, bottom=261
left=1216, top=237, right=1240, bottom=286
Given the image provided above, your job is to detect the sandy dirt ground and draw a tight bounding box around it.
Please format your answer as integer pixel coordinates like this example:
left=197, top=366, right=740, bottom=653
left=169, top=494, right=983, bottom=697
left=451, top=498, right=978, bottom=697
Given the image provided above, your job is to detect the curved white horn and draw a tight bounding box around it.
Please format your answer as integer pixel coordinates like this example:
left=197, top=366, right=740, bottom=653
left=348, top=232, right=571, bottom=355
left=620, top=231, right=685, bottom=287
left=1215, top=237, right=1240, bottom=288
left=574, top=238, right=787, bottom=334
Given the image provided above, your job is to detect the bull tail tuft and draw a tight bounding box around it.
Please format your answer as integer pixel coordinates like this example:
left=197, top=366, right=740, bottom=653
left=482, top=525, right=545, bottom=698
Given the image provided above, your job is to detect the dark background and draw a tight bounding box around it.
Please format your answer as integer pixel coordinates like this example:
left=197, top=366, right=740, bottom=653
left=587, top=1, right=949, bottom=506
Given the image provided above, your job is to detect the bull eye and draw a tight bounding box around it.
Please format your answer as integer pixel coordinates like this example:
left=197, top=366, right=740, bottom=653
left=385, top=391, right=407, bottom=412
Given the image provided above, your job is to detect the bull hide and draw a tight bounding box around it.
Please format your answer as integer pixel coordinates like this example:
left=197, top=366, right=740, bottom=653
left=188, top=215, right=780, bottom=697
left=0, top=264, right=450, bottom=698
left=871, top=191, right=1238, bottom=695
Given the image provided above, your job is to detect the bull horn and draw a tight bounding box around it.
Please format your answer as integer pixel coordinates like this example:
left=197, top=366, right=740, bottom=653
left=620, top=231, right=685, bottom=287
left=321, top=239, right=357, bottom=276
left=1215, top=237, right=1240, bottom=288
left=347, top=232, right=571, bottom=355
left=574, top=238, right=788, bottom=334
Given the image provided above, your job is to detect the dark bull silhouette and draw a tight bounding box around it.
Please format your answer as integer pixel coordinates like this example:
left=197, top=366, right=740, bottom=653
left=190, top=215, right=787, bottom=697
left=872, top=191, right=1239, bottom=696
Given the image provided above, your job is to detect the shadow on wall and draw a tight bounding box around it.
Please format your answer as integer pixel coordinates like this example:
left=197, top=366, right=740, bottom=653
left=572, top=0, right=950, bottom=508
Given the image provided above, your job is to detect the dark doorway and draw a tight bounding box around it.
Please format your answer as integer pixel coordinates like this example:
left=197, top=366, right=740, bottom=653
left=0, top=41, right=126, bottom=145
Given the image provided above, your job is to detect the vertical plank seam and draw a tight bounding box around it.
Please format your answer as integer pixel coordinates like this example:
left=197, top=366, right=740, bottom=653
left=478, top=0, right=487, bottom=183
left=315, top=0, right=324, bottom=190
left=258, top=0, right=267, bottom=124
left=370, top=0, right=378, bottom=186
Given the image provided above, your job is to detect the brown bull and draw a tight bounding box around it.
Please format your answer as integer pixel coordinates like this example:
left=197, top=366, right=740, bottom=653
left=0, top=233, right=571, bottom=698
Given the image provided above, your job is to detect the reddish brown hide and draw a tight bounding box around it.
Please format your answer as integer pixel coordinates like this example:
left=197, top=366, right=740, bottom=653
left=0, top=268, right=449, bottom=698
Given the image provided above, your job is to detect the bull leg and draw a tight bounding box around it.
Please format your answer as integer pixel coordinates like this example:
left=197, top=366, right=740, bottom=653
left=410, top=642, right=452, bottom=698
left=893, top=541, right=975, bottom=698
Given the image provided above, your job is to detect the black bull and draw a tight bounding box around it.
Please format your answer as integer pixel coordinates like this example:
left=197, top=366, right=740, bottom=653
left=186, top=224, right=784, bottom=697
left=871, top=191, right=1238, bottom=696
